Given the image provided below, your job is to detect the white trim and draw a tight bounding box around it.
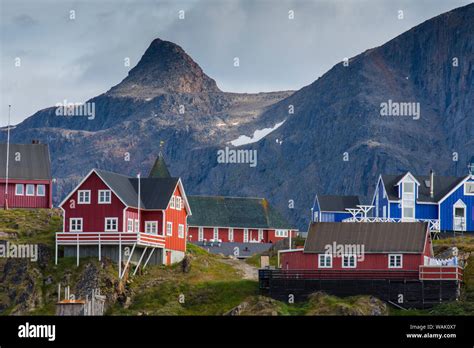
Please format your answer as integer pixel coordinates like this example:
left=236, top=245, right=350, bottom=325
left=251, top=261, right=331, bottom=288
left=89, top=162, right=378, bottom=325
left=98, top=189, right=112, bottom=204
left=25, top=183, right=35, bottom=196
left=395, top=172, right=420, bottom=186
left=188, top=224, right=298, bottom=232
left=342, top=254, right=357, bottom=268
left=453, top=199, right=467, bottom=232
left=438, top=175, right=471, bottom=204
left=258, top=229, right=263, bottom=242
left=464, top=181, right=474, bottom=196
left=198, top=227, right=204, bottom=241
left=70, top=218, right=83, bottom=232
left=15, top=183, right=24, bottom=196
left=228, top=228, right=234, bottom=242
left=388, top=254, right=403, bottom=268
left=144, top=221, right=158, bottom=234
left=166, top=221, right=173, bottom=236
left=318, top=254, right=332, bottom=268
left=213, top=227, right=219, bottom=240
left=243, top=228, right=249, bottom=243
left=104, top=217, right=118, bottom=232
left=127, top=218, right=134, bottom=232
left=36, top=184, right=46, bottom=196
left=77, top=190, right=91, bottom=204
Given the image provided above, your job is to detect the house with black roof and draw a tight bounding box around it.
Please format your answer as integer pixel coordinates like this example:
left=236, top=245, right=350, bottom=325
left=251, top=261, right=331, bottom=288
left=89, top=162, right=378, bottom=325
left=187, top=195, right=297, bottom=248
left=371, top=160, right=474, bottom=232
left=56, top=154, right=192, bottom=275
left=0, top=142, right=52, bottom=209
left=310, top=194, right=360, bottom=222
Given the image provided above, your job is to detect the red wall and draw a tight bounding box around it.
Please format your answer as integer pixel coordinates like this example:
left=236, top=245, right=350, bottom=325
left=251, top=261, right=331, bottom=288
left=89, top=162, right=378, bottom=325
left=61, top=172, right=126, bottom=232
left=187, top=225, right=297, bottom=244
left=281, top=251, right=423, bottom=271
left=0, top=179, right=52, bottom=209
left=163, top=185, right=188, bottom=253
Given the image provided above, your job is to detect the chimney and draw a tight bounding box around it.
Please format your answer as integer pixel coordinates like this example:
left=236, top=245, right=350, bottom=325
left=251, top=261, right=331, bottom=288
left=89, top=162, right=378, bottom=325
left=430, top=169, right=434, bottom=198
left=469, top=156, right=474, bottom=176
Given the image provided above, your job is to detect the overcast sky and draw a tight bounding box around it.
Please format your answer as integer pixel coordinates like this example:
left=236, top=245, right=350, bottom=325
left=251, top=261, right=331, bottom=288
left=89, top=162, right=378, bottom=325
left=0, top=0, right=471, bottom=126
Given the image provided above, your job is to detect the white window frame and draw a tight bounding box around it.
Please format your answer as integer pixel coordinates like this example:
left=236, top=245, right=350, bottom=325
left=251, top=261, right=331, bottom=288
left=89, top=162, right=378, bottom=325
left=342, top=255, right=357, bottom=268
left=275, top=229, right=288, bottom=238
left=98, top=190, right=112, bottom=204
left=401, top=181, right=415, bottom=221
left=318, top=254, right=332, bottom=268
left=198, top=227, right=204, bottom=241
left=36, top=184, right=46, bottom=196
left=127, top=218, right=134, bottom=232
left=134, top=219, right=139, bottom=233
left=105, top=217, right=118, bottom=232
left=213, top=227, right=219, bottom=240
left=228, top=228, right=234, bottom=242
left=170, top=196, right=175, bottom=209
left=15, top=184, right=24, bottom=196
left=145, top=221, right=158, bottom=234
left=25, top=184, right=35, bottom=196
left=70, top=218, right=83, bottom=232
left=166, top=222, right=173, bottom=236
left=258, top=229, right=264, bottom=242
left=178, top=224, right=184, bottom=238
left=176, top=197, right=182, bottom=210
left=243, top=228, right=249, bottom=243
left=78, top=190, right=91, bottom=204
left=388, top=254, right=403, bottom=269
left=464, top=182, right=474, bottom=196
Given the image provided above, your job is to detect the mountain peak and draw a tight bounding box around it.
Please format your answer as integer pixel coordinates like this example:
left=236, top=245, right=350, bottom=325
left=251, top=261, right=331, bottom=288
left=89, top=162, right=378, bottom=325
left=108, top=38, right=221, bottom=97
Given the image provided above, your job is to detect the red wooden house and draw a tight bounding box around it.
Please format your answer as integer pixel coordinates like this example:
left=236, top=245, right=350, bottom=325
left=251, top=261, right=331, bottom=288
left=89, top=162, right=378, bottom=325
left=0, top=142, right=53, bottom=209
left=187, top=195, right=297, bottom=245
left=56, top=163, right=191, bottom=277
left=279, top=222, right=462, bottom=281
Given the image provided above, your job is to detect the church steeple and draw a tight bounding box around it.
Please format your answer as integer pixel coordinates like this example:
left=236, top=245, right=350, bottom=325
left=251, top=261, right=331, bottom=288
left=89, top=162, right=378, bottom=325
left=148, top=141, right=171, bottom=178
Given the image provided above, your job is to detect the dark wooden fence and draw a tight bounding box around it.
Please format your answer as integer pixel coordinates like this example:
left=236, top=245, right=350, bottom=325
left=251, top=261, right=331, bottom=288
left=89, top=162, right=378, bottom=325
left=259, top=269, right=460, bottom=309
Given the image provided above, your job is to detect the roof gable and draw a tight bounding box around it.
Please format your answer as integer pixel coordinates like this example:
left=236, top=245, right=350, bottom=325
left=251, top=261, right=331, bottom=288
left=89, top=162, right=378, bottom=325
left=304, top=222, right=428, bottom=253
left=0, top=143, right=51, bottom=180
left=381, top=173, right=466, bottom=203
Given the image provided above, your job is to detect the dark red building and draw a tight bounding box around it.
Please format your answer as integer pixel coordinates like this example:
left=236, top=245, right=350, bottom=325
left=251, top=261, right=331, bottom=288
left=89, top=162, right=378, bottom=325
left=0, top=142, right=53, bottom=209
left=187, top=195, right=297, bottom=244
left=56, top=160, right=191, bottom=276
left=279, top=222, right=461, bottom=281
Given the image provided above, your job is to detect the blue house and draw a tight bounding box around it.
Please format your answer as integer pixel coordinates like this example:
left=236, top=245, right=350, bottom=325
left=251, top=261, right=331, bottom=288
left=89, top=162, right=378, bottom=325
left=371, top=160, right=474, bottom=232
left=311, top=195, right=360, bottom=222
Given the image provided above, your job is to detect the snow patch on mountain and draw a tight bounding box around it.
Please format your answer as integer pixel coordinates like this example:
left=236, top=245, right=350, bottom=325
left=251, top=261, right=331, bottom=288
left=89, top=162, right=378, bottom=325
left=229, top=120, right=286, bottom=146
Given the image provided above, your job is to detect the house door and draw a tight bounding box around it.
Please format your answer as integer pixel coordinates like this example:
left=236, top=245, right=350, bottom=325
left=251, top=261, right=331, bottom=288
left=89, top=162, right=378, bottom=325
left=166, top=251, right=172, bottom=265
left=453, top=200, right=466, bottom=231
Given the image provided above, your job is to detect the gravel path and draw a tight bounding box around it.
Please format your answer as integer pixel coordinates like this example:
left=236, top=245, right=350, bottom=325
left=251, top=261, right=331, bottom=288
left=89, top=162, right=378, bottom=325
left=220, top=258, right=258, bottom=280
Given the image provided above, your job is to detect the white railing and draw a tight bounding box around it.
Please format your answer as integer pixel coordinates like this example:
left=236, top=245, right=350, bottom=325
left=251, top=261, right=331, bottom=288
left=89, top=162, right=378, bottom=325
left=342, top=217, right=440, bottom=232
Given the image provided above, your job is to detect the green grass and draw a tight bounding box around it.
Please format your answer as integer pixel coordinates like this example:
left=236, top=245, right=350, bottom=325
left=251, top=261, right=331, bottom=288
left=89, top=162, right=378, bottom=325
left=0, top=208, right=62, bottom=246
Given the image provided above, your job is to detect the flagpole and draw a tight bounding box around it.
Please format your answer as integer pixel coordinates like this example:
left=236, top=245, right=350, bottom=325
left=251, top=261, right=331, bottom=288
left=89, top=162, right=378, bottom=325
left=4, top=105, right=11, bottom=210
left=137, top=173, right=141, bottom=233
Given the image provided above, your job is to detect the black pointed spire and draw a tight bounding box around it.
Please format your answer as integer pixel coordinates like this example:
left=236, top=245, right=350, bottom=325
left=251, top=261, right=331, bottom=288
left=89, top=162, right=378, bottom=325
left=148, top=142, right=171, bottom=178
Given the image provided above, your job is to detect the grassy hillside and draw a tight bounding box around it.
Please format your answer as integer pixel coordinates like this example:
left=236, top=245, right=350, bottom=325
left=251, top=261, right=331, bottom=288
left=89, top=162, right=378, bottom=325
left=1, top=209, right=472, bottom=316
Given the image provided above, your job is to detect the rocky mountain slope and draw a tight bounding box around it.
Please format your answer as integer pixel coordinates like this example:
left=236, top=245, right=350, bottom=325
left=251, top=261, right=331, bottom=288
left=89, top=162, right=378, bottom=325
left=2, top=4, right=473, bottom=230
